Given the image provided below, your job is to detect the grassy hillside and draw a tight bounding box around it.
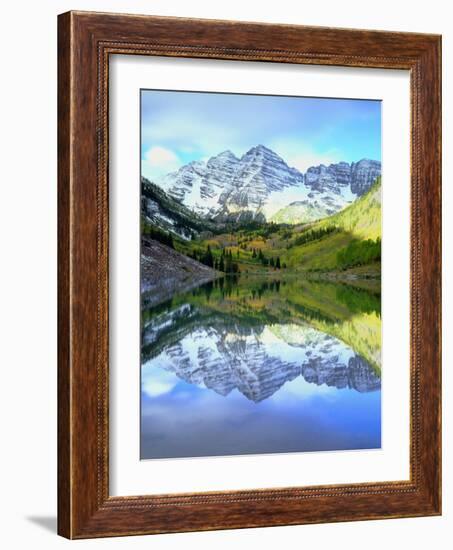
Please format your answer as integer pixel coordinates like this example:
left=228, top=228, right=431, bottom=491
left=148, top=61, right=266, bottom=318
left=281, top=177, right=381, bottom=272
left=317, top=177, right=381, bottom=240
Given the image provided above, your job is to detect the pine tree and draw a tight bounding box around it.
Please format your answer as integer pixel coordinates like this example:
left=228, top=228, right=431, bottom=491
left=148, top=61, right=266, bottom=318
left=276, top=257, right=281, bottom=269
left=225, top=254, right=233, bottom=273
left=207, top=245, right=214, bottom=267
left=270, top=257, right=275, bottom=268
left=201, top=245, right=214, bottom=268
left=219, top=256, right=225, bottom=272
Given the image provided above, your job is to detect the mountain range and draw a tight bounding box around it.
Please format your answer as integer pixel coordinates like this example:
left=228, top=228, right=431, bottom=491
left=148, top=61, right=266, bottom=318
left=152, top=144, right=381, bottom=225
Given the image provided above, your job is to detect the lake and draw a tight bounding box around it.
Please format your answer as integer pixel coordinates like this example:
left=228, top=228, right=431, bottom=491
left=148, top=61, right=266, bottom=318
left=141, top=275, right=381, bottom=459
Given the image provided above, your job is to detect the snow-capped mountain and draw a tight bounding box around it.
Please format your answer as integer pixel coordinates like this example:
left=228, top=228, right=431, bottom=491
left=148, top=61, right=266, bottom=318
left=156, top=145, right=381, bottom=224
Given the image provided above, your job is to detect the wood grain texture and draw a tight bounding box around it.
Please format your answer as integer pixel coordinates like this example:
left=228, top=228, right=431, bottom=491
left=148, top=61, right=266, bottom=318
left=57, top=10, right=442, bottom=539
left=57, top=11, right=72, bottom=538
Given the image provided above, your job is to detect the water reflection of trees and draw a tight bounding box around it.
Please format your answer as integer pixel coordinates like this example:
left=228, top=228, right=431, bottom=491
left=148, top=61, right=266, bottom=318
left=142, top=275, right=382, bottom=373
left=335, top=284, right=381, bottom=316
left=191, top=277, right=286, bottom=302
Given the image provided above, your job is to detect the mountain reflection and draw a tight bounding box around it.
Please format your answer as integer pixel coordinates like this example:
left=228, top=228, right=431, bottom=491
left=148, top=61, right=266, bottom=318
left=141, top=276, right=381, bottom=402
left=141, top=276, right=382, bottom=459
left=143, top=316, right=379, bottom=403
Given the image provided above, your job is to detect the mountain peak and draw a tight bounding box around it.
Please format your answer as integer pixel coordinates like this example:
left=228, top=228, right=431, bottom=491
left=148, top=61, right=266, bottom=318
left=245, top=144, right=277, bottom=157
left=240, top=145, right=291, bottom=172
left=255, top=143, right=272, bottom=152
left=215, top=149, right=238, bottom=159
left=354, top=158, right=378, bottom=165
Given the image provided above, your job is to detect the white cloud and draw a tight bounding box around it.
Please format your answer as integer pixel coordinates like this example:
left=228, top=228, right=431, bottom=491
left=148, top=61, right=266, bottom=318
left=142, top=146, right=182, bottom=180
left=144, top=146, right=180, bottom=168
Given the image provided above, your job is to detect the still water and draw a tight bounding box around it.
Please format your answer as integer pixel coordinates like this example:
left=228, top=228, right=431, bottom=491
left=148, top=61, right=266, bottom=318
left=141, top=276, right=381, bottom=459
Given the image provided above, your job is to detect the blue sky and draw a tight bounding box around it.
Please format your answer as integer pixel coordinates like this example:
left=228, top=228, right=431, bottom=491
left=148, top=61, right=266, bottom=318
left=141, top=89, right=381, bottom=181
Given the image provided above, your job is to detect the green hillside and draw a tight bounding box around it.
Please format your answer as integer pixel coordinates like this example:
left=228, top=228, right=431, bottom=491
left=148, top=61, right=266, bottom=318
left=317, top=177, right=381, bottom=240
left=281, top=177, right=381, bottom=272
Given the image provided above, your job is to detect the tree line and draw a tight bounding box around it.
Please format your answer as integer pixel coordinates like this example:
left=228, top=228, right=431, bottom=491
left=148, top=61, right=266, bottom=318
left=192, top=246, right=240, bottom=273
left=141, top=221, right=175, bottom=249
left=290, top=225, right=338, bottom=248
left=336, top=238, right=381, bottom=270
left=251, top=248, right=285, bottom=269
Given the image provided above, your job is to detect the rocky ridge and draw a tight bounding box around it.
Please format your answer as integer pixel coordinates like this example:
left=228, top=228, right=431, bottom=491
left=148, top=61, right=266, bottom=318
left=157, top=145, right=381, bottom=224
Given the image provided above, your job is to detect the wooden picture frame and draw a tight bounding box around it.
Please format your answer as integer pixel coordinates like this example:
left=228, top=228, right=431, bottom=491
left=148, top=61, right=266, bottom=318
left=58, top=10, right=441, bottom=539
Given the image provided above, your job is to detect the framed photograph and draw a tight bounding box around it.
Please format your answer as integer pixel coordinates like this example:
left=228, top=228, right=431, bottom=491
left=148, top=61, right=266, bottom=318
left=58, top=11, right=441, bottom=539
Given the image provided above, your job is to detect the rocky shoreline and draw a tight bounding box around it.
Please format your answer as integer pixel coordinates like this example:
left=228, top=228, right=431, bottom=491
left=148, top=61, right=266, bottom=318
left=141, top=237, right=221, bottom=308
